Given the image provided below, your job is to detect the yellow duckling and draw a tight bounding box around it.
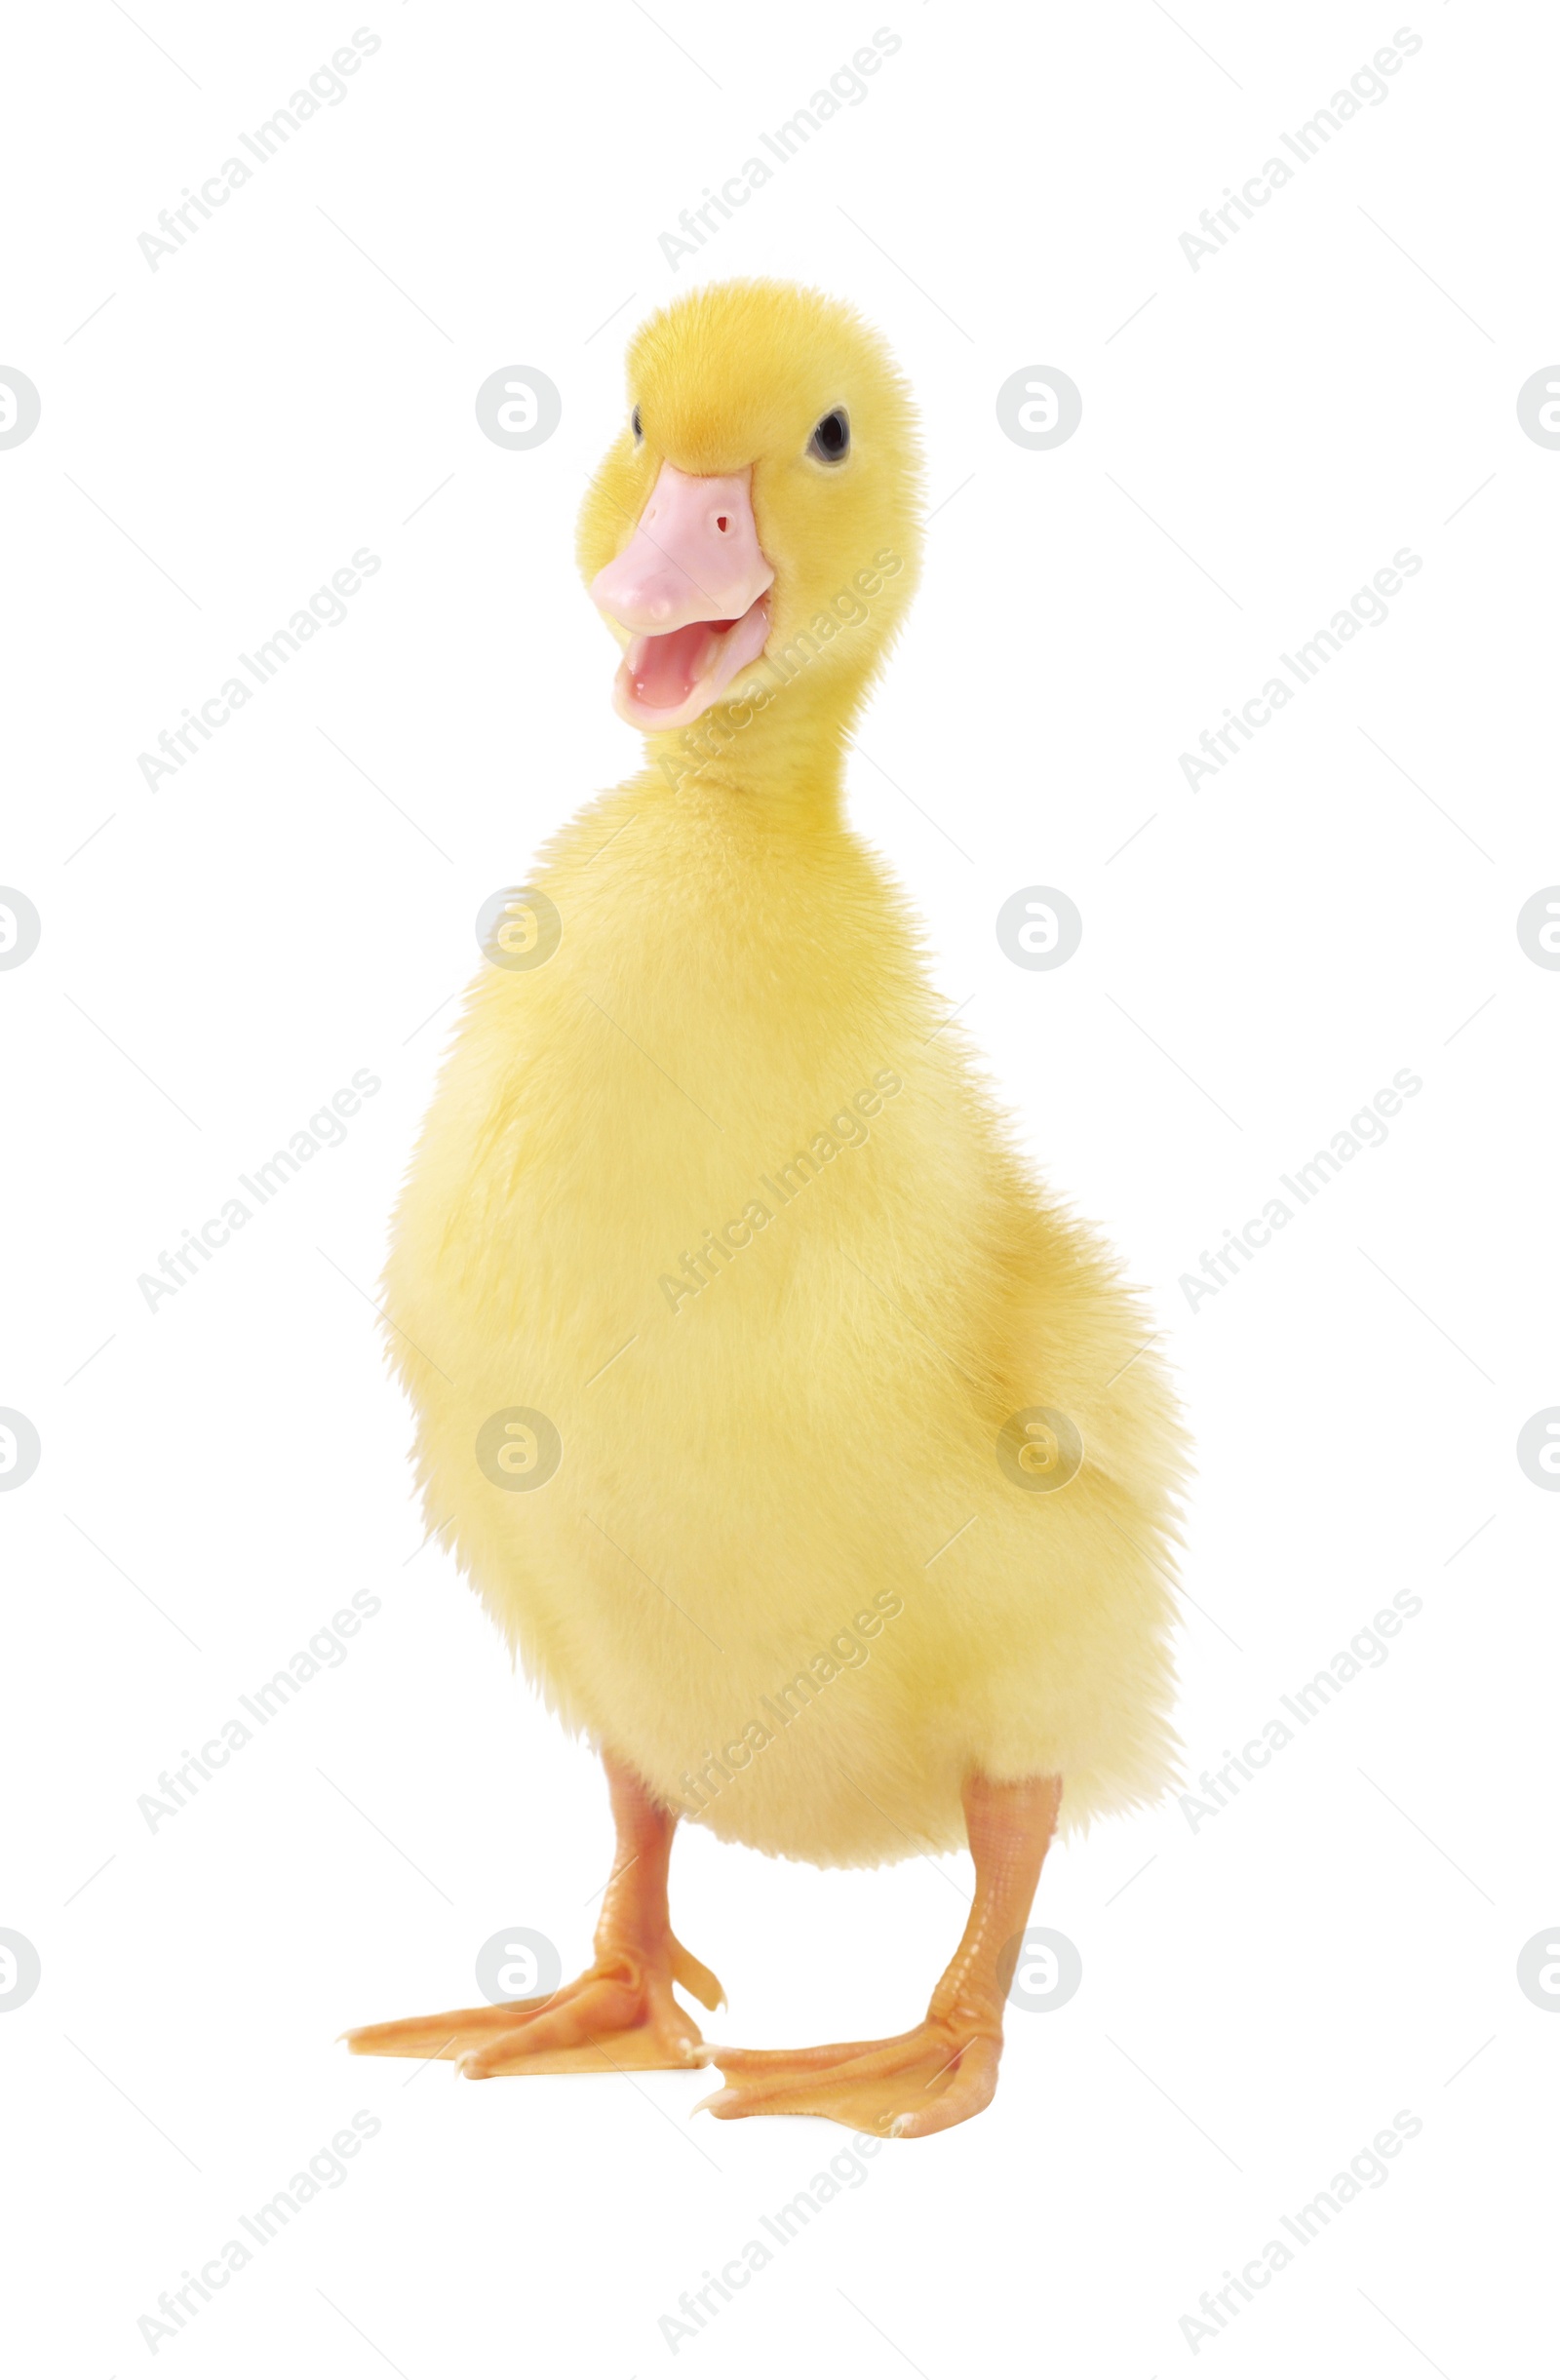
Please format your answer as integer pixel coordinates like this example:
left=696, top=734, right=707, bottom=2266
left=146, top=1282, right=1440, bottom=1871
left=346, top=279, right=1186, bottom=2136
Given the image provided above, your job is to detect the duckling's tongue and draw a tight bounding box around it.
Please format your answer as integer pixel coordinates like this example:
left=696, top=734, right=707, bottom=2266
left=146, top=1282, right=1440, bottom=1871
left=628, top=616, right=737, bottom=710
left=615, top=594, right=772, bottom=731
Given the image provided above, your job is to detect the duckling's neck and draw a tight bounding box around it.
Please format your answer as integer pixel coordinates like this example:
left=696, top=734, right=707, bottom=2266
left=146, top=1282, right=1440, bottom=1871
left=643, top=674, right=861, bottom=824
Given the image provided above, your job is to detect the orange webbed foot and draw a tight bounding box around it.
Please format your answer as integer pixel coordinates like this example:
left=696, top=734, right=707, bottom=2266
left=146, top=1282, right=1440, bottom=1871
left=343, top=1942, right=722, bottom=2080
left=695, top=2015, right=1002, bottom=2137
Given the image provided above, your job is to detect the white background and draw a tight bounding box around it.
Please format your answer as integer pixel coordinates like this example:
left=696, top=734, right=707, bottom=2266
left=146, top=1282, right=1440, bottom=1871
left=3, top=2, right=1555, bottom=2372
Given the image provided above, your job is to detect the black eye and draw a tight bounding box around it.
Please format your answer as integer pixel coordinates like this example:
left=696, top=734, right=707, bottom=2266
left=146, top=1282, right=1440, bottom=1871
left=808, top=408, right=849, bottom=463
left=631, top=405, right=643, bottom=442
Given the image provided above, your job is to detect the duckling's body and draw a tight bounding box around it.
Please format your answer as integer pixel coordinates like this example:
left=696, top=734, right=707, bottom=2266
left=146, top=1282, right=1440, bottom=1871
left=348, top=280, right=1185, bottom=2136
left=390, top=773, right=1179, bottom=1864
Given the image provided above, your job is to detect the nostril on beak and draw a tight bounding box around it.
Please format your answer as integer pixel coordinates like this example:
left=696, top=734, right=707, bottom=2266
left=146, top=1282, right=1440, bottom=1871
left=716, top=516, right=728, bottom=533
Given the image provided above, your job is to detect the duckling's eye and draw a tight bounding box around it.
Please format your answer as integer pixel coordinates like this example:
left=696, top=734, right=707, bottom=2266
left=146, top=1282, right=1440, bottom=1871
left=631, top=405, right=643, bottom=443
left=807, top=408, right=850, bottom=464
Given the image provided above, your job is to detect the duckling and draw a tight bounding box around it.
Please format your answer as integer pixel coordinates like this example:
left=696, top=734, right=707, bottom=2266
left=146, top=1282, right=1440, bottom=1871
left=345, top=280, right=1186, bottom=2137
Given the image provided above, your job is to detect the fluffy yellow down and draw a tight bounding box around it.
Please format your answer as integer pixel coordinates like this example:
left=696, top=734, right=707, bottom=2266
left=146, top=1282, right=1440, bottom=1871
left=383, top=282, right=1186, bottom=1866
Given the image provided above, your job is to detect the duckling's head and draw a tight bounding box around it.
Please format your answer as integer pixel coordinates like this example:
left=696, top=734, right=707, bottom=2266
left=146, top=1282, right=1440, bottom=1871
left=579, top=280, right=922, bottom=782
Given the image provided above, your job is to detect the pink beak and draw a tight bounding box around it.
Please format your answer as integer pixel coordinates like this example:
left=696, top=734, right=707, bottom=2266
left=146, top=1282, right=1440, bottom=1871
left=591, top=462, right=774, bottom=730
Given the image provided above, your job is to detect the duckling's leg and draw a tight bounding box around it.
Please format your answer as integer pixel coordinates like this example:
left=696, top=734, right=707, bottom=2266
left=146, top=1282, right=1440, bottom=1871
left=342, top=1753, right=722, bottom=2078
left=698, top=1771, right=1061, bottom=2137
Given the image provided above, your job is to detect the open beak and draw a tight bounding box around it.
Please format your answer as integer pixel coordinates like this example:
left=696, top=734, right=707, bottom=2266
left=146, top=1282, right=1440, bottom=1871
left=590, top=463, right=774, bottom=731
